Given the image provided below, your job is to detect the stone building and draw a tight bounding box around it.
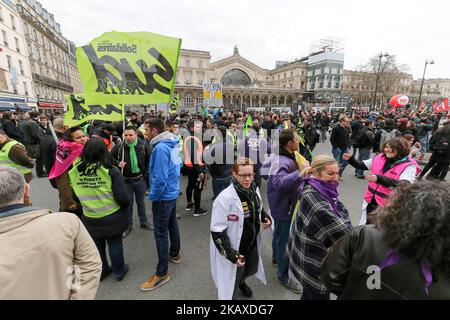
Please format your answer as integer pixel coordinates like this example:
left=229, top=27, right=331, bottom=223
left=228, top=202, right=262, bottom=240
left=175, top=46, right=307, bottom=112
left=68, top=40, right=82, bottom=94
left=410, top=78, right=450, bottom=104
left=16, top=0, right=72, bottom=112
left=0, top=0, right=34, bottom=111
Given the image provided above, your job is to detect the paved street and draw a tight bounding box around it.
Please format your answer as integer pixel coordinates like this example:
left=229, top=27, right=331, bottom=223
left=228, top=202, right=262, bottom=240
left=29, top=140, right=448, bottom=300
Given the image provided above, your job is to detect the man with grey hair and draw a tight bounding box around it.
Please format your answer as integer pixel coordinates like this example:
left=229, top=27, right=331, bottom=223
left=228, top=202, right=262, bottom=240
left=0, top=166, right=102, bottom=299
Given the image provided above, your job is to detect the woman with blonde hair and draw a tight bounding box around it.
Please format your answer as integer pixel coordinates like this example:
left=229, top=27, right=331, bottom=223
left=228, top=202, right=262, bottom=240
left=287, top=155, right=353, bottom=300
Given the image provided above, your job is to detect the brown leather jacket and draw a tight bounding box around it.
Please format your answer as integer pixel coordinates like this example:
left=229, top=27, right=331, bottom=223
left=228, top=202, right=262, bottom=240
left=0, top=138, right=35, bottom=182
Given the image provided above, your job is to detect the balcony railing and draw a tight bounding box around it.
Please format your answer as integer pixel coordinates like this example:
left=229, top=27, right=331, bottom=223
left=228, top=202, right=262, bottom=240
left=16, top=4, right=68, bottom=53
left=32, top=73, right=73, bottom=92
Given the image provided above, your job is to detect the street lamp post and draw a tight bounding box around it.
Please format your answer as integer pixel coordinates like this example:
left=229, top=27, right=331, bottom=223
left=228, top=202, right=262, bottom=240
left=417, top=59, right=435, bottom=109
left=372, top=52, right=389, bottom=111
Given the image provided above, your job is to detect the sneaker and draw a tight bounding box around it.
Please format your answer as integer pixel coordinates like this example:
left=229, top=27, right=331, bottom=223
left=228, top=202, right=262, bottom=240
left=185, top=203, right=194, bottom=211
left=169, top=255, right=182, bottom=264
left=140, top=274, right=171, bottom=291
left=280, top=279, right=302, bottom=294
left=193, top=208, right=208, bottom=217
left=238, top=282, right=253, bottom=297
left=122, top=226, right=133, bottom=239
left=100, top=267, right=113, bottom=281
left=176, top=214, right=181, bottom=220
left=116, top=264, right=129, bottom=282
left=140, top=222, right=154, bottom=231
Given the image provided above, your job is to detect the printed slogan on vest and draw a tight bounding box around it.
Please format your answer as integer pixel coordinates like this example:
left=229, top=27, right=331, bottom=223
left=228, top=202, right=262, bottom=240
left=64, top=94, right=124, bottom=127
left=76, top=31, right=182, bottom=105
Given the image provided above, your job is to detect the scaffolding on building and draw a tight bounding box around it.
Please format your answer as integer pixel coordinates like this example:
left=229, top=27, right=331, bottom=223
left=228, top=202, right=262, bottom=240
left=309, top=37, right=345, bottom=55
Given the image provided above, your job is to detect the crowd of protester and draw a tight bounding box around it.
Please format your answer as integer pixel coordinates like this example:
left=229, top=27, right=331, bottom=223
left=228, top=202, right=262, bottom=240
left=0, top=105, right=449, bottom=300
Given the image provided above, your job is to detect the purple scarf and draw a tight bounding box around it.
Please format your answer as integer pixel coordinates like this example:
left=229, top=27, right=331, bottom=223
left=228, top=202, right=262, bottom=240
left=300, top=176, right=341, bottom=218
left=380, top=250, right=433, bottom=295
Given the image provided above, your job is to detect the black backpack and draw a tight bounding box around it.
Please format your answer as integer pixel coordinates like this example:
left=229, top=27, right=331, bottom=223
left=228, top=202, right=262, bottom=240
left=430, top=133, right=449, bottom=154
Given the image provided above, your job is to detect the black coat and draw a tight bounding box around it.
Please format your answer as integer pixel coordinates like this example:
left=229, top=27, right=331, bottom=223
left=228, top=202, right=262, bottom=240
left=429, top=129, right=450, bottom=164
left=330, top=124, right=350, bottom=149
left=261, top=120, right=277, bottom=138
left=1, top=119, right=23, bottom=142
left=23, top=119, right=42, bottom=145
left=205, top=140, right=235, bottom=179
left=40, top=131, right=64, bottom=175
left=355, top=127, right=374, bottom=149
left=321, top=225, right=450, bottom=299
left=110, top=137, right=150, bottom=179
left=303, top=123, right=318, bottom=148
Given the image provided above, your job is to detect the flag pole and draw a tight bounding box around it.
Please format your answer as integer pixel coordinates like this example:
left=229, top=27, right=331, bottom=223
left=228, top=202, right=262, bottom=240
left=121, top=105, right=126, bottom=175
left=48, top=119, right=59, bottom=145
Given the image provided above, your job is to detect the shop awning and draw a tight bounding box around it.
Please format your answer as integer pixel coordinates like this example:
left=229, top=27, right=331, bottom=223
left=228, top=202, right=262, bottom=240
left=37, top=102, right=64, bottom=109
left=14, top=102, right=32, bottom=111
left=0, top=102, right=14, bottom=111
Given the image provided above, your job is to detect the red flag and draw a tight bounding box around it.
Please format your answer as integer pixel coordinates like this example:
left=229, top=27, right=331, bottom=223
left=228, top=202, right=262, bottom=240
left=431, top=101, right=438, bottom=113
left=434, top=98, right=449, bottom=113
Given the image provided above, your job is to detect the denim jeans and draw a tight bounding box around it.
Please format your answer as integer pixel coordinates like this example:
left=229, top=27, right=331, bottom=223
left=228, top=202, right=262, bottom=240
left=152, top=199, right=181, bottom=276
left=332, top=147, right=349, bottom=175
left=419, top=136, right=428, bottom=157
left=93, top=234, right=126, bottom=278
left=125, top=178, right=148, bottom=226
left=320, top=127, right=328, bottom=142
left=355, top=148, right=371, bottom=177
left=212, top=177, right=232, bottom=200
left=271, top=220, right=291, bottom=283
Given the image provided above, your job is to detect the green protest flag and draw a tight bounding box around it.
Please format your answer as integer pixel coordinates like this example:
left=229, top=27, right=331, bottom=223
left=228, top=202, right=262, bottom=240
left=76, top=31, right=182, bottom=105
left=243, top=115, right=253, bottom=137
left=168, top=93, right=179, bottom=114
left=64, top=94, right=124, bottom=127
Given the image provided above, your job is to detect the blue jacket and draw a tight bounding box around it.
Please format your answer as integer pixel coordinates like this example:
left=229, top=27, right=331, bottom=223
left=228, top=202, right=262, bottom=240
left=149, top=132, right=181, bottom=202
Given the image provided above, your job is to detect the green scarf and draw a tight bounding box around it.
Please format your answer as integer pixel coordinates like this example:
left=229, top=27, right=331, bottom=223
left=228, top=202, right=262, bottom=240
left=232, top=177, right=261, bottom=213
left=125, top=139, right=140, bottom=174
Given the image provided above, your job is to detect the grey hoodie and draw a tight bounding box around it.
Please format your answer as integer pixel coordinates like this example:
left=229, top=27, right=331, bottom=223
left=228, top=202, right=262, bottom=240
left=150, top=131, right=175, bottom=146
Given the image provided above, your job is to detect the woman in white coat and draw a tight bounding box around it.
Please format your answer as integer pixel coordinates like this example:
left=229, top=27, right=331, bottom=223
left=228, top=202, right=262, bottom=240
left=210, top=157, right=272, bottom=300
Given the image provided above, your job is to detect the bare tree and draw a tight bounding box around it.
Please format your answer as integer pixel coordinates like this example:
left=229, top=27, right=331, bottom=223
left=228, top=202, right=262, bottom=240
left=358, top=54, right=411, bottom=106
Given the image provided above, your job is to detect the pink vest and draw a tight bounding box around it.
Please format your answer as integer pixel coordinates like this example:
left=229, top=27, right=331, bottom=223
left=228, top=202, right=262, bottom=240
left=363, top=154, right=421, bottom=206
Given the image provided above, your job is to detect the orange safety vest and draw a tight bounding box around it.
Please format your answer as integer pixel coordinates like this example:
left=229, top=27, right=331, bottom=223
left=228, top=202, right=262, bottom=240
left=183, top=135, right=204, bottom=167
left=92, top=134, right=113, bottom=151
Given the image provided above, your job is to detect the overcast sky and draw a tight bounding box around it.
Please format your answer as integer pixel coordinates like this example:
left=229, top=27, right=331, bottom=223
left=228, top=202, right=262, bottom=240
left=42, top=0, right=449, bottom=80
